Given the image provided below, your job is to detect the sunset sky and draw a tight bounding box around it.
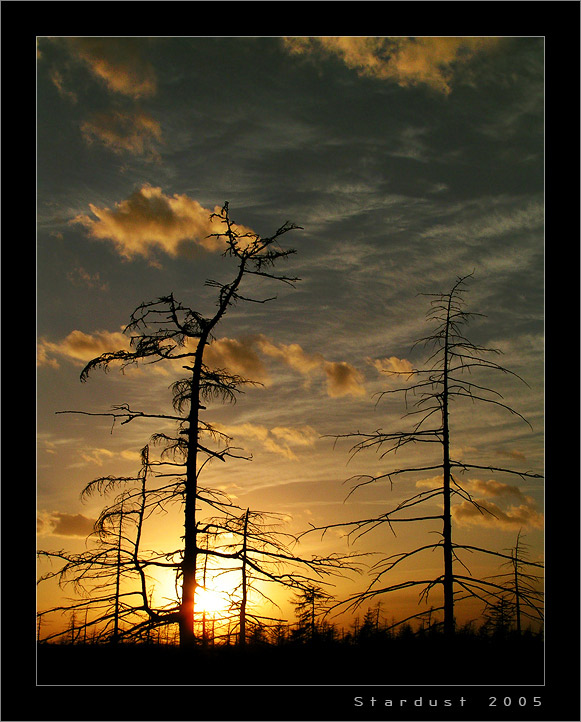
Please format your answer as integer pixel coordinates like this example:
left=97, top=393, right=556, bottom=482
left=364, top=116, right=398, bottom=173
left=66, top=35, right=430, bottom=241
left=36, top=36, right=545, bottom=636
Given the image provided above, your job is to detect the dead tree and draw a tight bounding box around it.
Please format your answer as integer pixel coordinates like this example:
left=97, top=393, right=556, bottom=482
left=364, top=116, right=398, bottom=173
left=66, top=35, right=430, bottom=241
left=198, top=507, right=362, bottom=646
left=54, top=203, right=301, bottom=646
left=37, top=445, right=181, bottom=643
left=483, top=530, right=544, bottom=634
left=305, top=273, right=543, bottom=637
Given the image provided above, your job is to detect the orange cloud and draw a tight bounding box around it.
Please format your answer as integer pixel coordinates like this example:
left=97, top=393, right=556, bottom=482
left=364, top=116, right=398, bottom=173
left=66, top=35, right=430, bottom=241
left=205, top=337, right=269, bottom=383
left=81, top=110, right=163, bottom=159
left=256, top=336, right=324, bottom=375
left=71, top=186, right=254, bottom=263
left=415, top=476, right=543, bottom=530
left=283, top=36, right=502, bottom=94
left=37, top=329, right=130, bottom=369
left=255, top=335, right=366, bottom=398
left=452, top=499, right=544, bottom=530
left=452, top=478, right=543, bottom=530
left=323, top=361, right=366, bottom=398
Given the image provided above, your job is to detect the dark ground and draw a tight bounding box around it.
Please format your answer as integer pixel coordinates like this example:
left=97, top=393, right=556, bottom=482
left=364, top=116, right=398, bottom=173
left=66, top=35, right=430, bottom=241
left=36, top=632, right=544, bottom=686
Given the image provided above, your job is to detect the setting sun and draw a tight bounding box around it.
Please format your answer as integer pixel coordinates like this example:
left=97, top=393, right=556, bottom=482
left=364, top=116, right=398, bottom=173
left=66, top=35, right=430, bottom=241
left=195, top=586, right=230, bottom=616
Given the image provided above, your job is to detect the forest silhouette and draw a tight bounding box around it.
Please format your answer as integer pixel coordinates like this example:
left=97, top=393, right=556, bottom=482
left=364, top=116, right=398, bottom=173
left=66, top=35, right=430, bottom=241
left=37, top=204, right=544, bottom=687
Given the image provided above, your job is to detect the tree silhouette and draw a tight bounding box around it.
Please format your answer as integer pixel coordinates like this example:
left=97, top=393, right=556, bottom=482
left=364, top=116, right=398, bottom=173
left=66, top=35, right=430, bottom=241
left=37, top=444, right=189, bottom=643
left=197, top=507, right=361, bottom=646
left=305, top=273, right=543, bottom=637
left=54, top=203, right=302, bottom=646
left=482, top=530, right=543, bottom=634
left=292, top=583, right=334, bottom=643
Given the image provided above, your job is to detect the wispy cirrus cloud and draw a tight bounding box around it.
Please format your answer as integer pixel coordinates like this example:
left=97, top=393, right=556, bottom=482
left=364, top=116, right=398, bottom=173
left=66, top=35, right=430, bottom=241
left=215, top=422, right=319, bottom=461
left=283, top=37, right=502, bottom=94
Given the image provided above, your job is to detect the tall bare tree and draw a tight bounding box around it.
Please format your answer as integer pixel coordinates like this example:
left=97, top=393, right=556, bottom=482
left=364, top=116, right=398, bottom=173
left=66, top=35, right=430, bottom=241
left=305, top=273, right=543, bottom=637
left=55, top=203, right=302, bottom=646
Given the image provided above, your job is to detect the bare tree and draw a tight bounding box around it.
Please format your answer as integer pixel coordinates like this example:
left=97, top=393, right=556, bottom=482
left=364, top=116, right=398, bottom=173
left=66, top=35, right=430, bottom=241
left=53, top=203, right=302, bottom=646
left=482, top=530, right=544, bottom=634
left=38, top=445, right=181, bottom=643
left=198, top=507, right=362, bottom=646
left=305, top=273, right=543, bottom=637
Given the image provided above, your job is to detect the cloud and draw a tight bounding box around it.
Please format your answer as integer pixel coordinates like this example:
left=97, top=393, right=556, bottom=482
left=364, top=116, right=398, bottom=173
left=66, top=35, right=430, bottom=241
left=255, top=335, right=366, bottom=398
left=271, top=425, right=318, bottom=447
left=71, top=186, right=256, bottom=263
left=215, top=422, right=319, bottom=461
left=368, top=355, right=414, bottom=378
left=37, top=511, right=95, bottom=538
left=37, top=329, right=130, bottom=369
left=415, top=475, right=543, bottom=530
left=49, top=67, right=78, bottom=103
left=452, top=499, right=543, bottom=530
left=494, top=448, right=527, bottom=462
left=39, top=326, right=366, bottom=400
left=205, top=337, right=269, bottom=384
left=283, top=36, right=502, bottom=94
left=81, top=110, right=163, bottom=159
left=323, top=361, right=366, bottom=398
left=66, top=266, right=109, bottom=291
left=60, top=37, right=157, bottom=98
left=467, top=478, right=528, bottom=501
left=452, top=478, right=543, bottom=530
left=78, top=448, right=115, bottom=467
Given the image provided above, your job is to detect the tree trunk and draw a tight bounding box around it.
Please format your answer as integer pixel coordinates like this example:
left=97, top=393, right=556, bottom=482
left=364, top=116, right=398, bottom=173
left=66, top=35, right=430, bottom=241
left=442, top=295, right=455, bottom=637
left=112, top=497, right=124, bottom=644
left=180, top=356, right=204, bottom=646
left=239, top=508, right=249, bottom=646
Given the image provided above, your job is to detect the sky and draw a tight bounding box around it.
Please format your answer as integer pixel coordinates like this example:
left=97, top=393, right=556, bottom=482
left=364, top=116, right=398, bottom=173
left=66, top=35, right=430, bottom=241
left=36, top=36, right=545, bottom=637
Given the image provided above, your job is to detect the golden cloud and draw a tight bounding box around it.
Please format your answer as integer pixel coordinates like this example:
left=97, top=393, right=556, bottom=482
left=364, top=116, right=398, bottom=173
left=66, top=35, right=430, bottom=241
left=255, top=335, right=366, bottom=398
left=415, top=475, right=543, bottom=530
left=81, top=110, right=163, bottom=159
left=453, top=478, right=543, bottom=530
left=452, top=499, right=544, bottom=530
left=37, top=329, right=130, bottom=368
left=255, top=336, right=324, bottom=374
left=283, top=36, right=502, bottom=94
left=205, top=337, right=269, bottom=384
left=71, top=186, right=254, bottom=263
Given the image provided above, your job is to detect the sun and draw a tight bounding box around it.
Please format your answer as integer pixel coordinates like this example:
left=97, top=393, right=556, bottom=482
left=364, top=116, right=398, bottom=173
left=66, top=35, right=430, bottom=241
left=195, top=585, right=229, bottom=616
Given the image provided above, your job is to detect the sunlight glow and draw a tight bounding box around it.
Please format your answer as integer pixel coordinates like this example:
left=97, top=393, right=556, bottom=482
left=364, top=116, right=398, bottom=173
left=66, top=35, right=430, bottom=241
left=195, top=585, right=230, bottom=616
